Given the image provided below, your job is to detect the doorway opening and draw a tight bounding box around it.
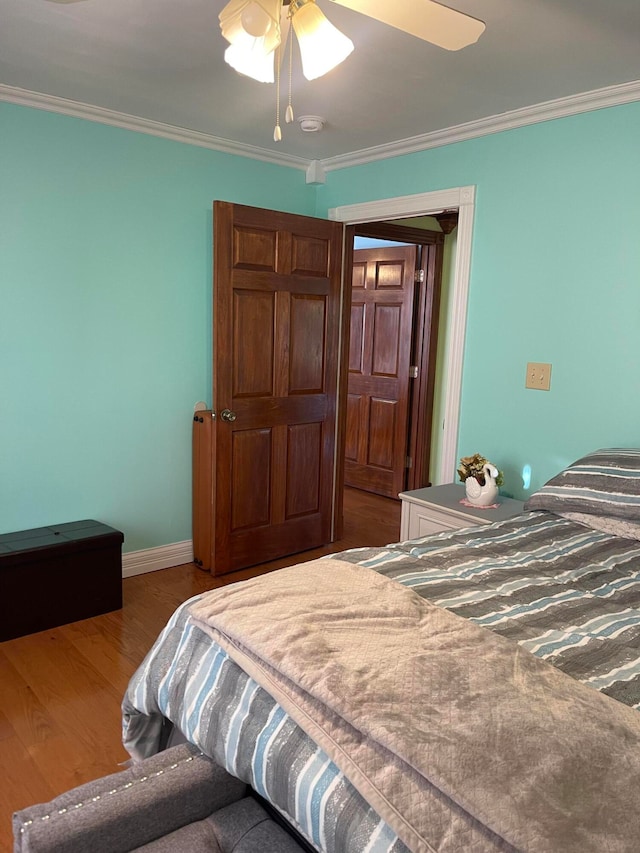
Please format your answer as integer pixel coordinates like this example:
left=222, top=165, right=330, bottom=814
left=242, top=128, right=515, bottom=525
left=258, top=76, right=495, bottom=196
left=330, top=184, right=476, bottom=540
left=343, top=215, right=457, bottom=500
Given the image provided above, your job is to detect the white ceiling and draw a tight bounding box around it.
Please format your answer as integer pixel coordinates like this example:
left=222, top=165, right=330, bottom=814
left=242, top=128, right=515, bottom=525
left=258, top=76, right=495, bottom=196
left=2, top=0, right=640, bottom=166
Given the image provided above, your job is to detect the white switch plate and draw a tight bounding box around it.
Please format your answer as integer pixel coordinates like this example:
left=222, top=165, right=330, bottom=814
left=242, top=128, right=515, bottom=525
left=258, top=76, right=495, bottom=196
left=526, top=362, right=552, bottom=391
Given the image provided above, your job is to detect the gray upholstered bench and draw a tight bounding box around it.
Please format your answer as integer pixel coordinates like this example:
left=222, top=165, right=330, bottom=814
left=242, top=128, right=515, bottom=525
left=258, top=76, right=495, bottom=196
left=13, top=742, right=308, bottom=853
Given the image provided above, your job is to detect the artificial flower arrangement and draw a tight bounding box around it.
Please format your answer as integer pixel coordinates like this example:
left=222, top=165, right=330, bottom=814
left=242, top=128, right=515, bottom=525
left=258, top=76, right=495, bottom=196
left=457, top=453, right=504, bottom=487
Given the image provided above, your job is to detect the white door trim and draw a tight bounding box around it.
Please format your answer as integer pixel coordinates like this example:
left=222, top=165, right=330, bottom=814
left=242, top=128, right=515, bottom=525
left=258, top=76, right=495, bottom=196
left=328, top=185, right=475, bottom=485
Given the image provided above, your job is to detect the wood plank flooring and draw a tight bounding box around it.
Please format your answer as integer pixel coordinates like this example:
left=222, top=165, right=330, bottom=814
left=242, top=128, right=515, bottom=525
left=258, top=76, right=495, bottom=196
left=0, top=488, right=400, bottom=853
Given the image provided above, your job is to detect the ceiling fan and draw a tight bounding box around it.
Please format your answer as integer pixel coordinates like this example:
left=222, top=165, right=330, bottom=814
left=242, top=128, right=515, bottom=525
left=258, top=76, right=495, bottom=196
left=332, top=0, right=485, bottom=51
left=218, top=0, right=484, bottom=137
left=44, top=0, right=485, bottom=54
left=220, top=0, right=485, bottom=78
left=43, top=0, right=485, bottom=141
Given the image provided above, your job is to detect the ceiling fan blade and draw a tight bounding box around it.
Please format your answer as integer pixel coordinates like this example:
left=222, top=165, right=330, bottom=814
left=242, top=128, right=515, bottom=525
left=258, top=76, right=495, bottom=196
left=328, top=0, right=485, bottom=51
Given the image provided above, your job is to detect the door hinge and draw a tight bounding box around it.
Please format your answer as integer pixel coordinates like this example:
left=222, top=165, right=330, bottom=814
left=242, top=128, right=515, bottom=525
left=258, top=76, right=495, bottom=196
left=406, top=456, right=413, bottom=469
left=414, top=269, right=425, bottom=284
left=409, top=365, right=418, bottom=379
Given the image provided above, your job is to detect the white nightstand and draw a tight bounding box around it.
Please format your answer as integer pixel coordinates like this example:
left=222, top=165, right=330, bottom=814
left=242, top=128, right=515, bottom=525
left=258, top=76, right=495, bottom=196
left=399, top=483, right=525, bottom=540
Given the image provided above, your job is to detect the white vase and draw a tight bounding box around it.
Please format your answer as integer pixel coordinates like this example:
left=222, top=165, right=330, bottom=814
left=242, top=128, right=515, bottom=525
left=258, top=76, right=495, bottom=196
left=464, top=477, right=498, bottom=506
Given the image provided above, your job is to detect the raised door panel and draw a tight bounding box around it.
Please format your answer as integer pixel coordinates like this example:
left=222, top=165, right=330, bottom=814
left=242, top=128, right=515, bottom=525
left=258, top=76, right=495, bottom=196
left=286, top=423, right=321, bottom=518
left=348, top=303, right=365, bottom=374
left=233, top=226, right=277, bottom=271
left=375, top=260, right=406, bottom=289
left=345, top=394, right=364, bottom=462
left=371, top=304, right=402, bottom=377
left=291, top=233, right=331, bottom=277
left=352, top=261, right=367, bottom=290
left=289, top=294, right=326, bottom=394
left=367, top=398, right=397, bottom=469
left=230, top=428, right=271, bottom=531
left=233, top=290, right=274, bottom=398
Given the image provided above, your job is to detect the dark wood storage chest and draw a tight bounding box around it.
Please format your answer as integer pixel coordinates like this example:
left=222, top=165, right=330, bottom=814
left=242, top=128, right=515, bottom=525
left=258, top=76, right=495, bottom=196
left=0, top=520, right=124, bottom=641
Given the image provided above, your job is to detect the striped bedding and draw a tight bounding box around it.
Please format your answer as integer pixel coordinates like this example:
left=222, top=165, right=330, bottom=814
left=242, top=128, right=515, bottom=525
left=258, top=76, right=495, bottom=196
left=339, top=510, right=640, bottom=710
left=525, top=447, right=640, bottom=521
left=122, top=508, right=640, bottom=852
left=123, top=596, right=413, bottom=853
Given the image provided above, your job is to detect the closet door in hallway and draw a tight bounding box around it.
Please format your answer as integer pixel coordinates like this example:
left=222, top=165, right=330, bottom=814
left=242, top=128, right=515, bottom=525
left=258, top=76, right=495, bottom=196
left=345, top=245, right=417, bottom=499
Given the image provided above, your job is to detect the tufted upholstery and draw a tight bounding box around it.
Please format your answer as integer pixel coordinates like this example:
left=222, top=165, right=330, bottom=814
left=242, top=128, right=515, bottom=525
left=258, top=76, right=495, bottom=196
left=13, top=742, right=307, bottom=853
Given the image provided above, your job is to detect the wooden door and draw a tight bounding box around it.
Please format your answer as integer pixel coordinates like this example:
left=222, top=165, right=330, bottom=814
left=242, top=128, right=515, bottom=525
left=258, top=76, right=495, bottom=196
left=211, top=202, right=343, bottom=575
left=344, top=245, right=417, bottom=498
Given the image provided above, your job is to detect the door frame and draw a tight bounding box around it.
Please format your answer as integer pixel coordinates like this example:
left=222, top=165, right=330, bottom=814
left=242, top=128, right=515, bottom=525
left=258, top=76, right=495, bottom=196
left=329, top=185, right=475, bottom=532
left=347, top=226, right=445, bottom=495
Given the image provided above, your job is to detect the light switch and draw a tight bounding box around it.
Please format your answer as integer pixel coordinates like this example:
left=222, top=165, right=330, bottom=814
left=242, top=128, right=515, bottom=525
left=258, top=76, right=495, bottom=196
left=526, top=362, right=552, bottom=391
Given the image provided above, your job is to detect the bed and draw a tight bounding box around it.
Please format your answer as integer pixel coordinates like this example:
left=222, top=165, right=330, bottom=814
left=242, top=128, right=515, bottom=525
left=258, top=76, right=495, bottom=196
left=122, top=449, right=640, bottom=853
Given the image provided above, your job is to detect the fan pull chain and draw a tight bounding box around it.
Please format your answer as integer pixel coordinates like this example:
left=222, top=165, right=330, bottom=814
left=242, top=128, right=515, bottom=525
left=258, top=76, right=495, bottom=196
left=285, top=27, right=294, bottom=125
left=274, top=44, right=282, bottom=142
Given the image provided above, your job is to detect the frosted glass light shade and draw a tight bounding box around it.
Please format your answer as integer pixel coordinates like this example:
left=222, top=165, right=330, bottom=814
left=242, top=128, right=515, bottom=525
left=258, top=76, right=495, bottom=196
left=291, top=0, right=354, bottom=80
left=241, top=2, right=274, bottom=37
left=224, top=43, right=275, bottom=82
left=219, top=0, right=282, bottom=54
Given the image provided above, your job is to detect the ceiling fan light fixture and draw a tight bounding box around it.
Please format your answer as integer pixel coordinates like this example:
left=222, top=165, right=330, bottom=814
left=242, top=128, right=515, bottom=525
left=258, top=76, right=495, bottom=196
left=290, top=0, right=354, bottom=80
left=220, top=0, right=282, bottom=52
left=224, top=42, right=276, bottom=82
left=240, top=2, right=275, bottom=37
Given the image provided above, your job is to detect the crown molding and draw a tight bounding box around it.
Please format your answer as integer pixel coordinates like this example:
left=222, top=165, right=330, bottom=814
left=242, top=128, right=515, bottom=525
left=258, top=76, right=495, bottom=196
left=3, top=78, right=640, bottom=177
left=0, top=83, right=309, bottom=171
left=320, top=79, right=640, bottom=172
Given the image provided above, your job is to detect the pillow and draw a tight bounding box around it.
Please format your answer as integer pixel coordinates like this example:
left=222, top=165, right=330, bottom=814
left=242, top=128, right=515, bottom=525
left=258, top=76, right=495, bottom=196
left=559, top=511, right=640, bottom=541
left=524, top=448, right=640, bottom=521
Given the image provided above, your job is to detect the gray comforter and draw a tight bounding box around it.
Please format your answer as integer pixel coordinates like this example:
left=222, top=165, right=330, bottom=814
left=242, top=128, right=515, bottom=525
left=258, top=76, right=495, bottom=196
left=123, top=510, right=640, bottom=853
left=189, top=557, right=640, bottom=853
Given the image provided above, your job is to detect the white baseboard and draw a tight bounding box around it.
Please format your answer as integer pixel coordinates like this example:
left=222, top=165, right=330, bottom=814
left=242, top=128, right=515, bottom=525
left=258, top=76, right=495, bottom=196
left=122, top=540, right=194, bottom=578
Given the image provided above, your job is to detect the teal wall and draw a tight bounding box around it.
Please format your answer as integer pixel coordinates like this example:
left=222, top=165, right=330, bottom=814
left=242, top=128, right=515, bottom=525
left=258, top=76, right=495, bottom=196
left=0, top=103, right=314, bottom=550
left=3, top=98, right=639, bottom=552
left=316, top=101, right=640, bottom=499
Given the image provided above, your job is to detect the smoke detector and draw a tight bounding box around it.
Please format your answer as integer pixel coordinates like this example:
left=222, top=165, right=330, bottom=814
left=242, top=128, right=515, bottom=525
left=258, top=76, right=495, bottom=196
left=298, top=115, right=325, bottom=133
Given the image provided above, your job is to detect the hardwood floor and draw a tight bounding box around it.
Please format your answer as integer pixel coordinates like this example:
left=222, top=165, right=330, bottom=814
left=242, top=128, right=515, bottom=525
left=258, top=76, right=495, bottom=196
left=0, top=488, right=400, bottom=853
